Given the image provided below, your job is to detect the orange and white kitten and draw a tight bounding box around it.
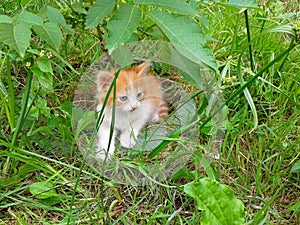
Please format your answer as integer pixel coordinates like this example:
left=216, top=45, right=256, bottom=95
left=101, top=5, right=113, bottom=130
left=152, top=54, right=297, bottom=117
left=95, top=62, right=168, bottom=160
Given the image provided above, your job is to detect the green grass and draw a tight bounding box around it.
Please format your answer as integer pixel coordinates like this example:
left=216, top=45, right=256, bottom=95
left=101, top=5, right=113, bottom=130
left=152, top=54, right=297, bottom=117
left=1, top=0, right=299, bottom=224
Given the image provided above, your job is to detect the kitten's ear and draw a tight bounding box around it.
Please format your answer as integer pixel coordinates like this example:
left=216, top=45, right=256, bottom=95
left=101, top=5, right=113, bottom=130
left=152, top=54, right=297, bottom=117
left=97, top=71, right=114, bottom=90
left=136, top=61, right=151, bottom=76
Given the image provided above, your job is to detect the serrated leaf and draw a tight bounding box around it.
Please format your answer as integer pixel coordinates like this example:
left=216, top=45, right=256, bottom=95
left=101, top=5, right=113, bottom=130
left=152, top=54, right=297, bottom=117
left=148, top=11, right=217, bottom=72
left=29, top=181, right=57, bottom=199
left=184, top=178, right=245, bottom=225
left=37, top=57, right=53, bottom=74
left=0, top=22, right=31, bottom=57
left=291, top=160, right=300, bottom=173
left=106, top=5, right=141, bottom=53
left=85, top=0, right=116, bottom=29
left=33, top=22, right=62, bottom=50
left=226, top=0, right=259, bottom=9
left=14, top=10, right=43, bottom=26
left=47, top=6, right=66, bottom=26
left=0, top=15, right=11, bottom=23
left=134, top=0, right=198, bottom=16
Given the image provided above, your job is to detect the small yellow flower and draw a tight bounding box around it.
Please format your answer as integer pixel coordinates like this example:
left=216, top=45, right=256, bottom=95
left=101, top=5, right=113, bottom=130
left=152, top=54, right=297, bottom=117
left=47, top=51, right=52, bottom=59
left=33, top=55, right=37, bottom=60
left=39, top=50, right=45, bottom=57
left=25, top=61, right=31, bottom=68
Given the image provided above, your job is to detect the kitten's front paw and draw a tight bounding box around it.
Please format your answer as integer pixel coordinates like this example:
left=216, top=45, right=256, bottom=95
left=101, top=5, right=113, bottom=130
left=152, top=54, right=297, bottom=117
left=96, top=151, right=112, bottom=161
left=120, top=136, right=136, bottom=149
left=95, top=145, right=113, bottom=161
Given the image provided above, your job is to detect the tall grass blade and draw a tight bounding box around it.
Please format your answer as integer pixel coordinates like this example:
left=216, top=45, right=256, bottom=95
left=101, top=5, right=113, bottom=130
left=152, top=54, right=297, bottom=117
left=11, top=69, right=33, bottom=146
left=237, top=55, right=258, bottom=132
left=244, top=9, right=255, bottom=72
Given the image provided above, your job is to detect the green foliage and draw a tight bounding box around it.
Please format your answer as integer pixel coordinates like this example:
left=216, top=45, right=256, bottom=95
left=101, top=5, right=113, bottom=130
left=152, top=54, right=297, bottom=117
left=29, top=181, right=58, bottom=199
left=0, top=0, right=299, bottom=224
left=134, top=0, right=198, bottom=16
left=184, top=178, right=245, bottom=225
left=106, top=5, right=141, bottom=53
left=148, top=10, right=217, bottom=71
left=0, top=22, right=31, bottom=57
left=85, top=0, right=116, bottom=29
left=291, top=160, right=300, bottom=173
left=85, top=0, right=217, bottom=71
left=226, top=0, right=259, bottom=9
left=33, top=22, right=62, bottom=51
left=0, top=9, right=66, bottom=57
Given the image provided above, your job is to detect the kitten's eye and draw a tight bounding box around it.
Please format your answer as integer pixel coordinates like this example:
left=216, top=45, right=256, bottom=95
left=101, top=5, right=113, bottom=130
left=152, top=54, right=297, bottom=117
left=119, top=96, right=128, bottom=102
left=136, top=92, right=143, bottom=98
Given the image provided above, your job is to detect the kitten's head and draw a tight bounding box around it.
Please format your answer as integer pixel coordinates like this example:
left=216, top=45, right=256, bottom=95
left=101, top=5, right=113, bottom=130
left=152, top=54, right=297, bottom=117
left=97, top=62, right=162, bottom=113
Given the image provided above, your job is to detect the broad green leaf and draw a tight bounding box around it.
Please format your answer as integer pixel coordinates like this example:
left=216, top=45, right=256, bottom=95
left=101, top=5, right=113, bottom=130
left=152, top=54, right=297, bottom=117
left=0, top=22, right=31, bottom=57
left=59, top=101, right=73, bottom=117
left=134, top=0, right=198, bottom=17
left=47, top=6, right=66, bottom=26
left=184, top=178, right=245, bottom=225
left=37, top=72, right=54, bottom=94
left=71, top=3, right=87, bottom=15
left=111, top=45, right=134, bottom=67
left=291, top=160, right=300, bottom=173
left=160, top=44, right=202, bottom=89
left=14, top=10, right=43, bottom=26
left=33, top=22, right=62, bottom=50
left=37, top=57, right=53, bottom=74
left=226, top=0, right=259, bottom=9
left=31, top=67, right=54, bottom=93
left=29, top=181, right=57, bottom=199
left=85, top=0, right=116, bottom=29
left=0, top=15, right=11, bottom=23
left=148, top=11, right=217, bottom=72
left=106, top=5, right=141, bottom=53
left=61, top=24, right=74, bottom=35
left=29, top=106, right=39, bottom=120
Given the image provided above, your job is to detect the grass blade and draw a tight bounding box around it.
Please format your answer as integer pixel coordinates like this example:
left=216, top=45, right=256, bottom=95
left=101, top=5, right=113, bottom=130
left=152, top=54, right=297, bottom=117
left=237, top=55, right=258, bottom=132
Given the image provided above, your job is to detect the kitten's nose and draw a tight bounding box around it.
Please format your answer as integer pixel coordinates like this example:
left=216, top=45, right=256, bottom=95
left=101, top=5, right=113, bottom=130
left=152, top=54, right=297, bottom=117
left=131, top=105, right=137, bottom=111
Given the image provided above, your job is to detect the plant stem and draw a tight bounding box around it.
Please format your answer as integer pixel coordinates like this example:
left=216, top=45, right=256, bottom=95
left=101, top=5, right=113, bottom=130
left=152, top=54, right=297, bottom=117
left=244, top=9, right=255, bottom=72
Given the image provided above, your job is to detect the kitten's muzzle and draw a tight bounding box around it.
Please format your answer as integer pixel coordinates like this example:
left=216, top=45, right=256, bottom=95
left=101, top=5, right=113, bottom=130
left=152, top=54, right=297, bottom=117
left=130, top=105, right=137, bottom=111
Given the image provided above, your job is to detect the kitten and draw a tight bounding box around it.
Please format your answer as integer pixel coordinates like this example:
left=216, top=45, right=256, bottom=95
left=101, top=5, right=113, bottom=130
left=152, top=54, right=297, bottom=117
left=95, top=62, right=168, bottom=160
